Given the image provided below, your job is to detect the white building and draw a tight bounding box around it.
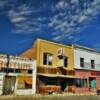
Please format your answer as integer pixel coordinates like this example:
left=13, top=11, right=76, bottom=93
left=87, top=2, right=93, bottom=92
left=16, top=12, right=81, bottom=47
left=74, top=45, right=100, bottom=71
left=0, top=54, right=36, bottom=95
left=73, top=45, right=100, bottom=93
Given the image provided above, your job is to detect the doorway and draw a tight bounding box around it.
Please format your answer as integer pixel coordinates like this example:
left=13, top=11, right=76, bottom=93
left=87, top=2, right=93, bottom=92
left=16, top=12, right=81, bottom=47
left=3, top=76, right=16, bottom=95
left=89, top=77, right=96, bottom=90
left=60, top=79, right=66, bottom=91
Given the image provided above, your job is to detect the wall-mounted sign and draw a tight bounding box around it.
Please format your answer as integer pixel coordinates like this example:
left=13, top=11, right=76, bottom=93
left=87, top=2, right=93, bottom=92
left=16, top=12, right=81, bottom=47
left=0, top=55, right=34, bottom=74
left=9, top=56, right=33, bottom=70
left=91, top=71, right=100, bottom=76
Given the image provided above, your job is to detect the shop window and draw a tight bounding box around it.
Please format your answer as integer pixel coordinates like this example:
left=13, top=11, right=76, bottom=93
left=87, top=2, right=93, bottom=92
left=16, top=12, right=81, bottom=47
left=43, top=53, right=53, bottom=65
left=91, top=60, right=95, bottom=69
left=80, top=58, right=84, bottom=67
left=76, top=79, right=87, bottom=88
left=17, top=77, right=32, bottom=89
left=76, top=79, right=81, bottom=87
left=82, top=79, right=88, bottom=87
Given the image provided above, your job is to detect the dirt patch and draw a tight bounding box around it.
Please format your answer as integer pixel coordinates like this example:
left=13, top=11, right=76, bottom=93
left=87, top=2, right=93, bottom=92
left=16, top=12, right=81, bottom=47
left=0, top=95, right=100, bottom=100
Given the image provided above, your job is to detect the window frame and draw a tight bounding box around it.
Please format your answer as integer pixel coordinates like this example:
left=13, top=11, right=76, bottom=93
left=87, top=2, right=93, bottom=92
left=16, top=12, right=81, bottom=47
left=43, top=53, right=53, bottom=66
left=64, top=56, right=68, bottom=68
left=91, top=59, right=95, bottom=69
left=80, top=57, right=84, bottom=67
left=75, top=78, right=88, bottom=88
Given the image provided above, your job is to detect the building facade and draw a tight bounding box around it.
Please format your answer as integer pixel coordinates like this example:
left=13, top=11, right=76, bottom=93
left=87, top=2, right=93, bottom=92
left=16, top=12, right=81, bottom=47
left=0, top=54, right=36, bottom=95
left=21, top=39, right=100, bottom=94
left=73, top=45, right=100, bottom=93
left=21, top=39, right=76, bottom=93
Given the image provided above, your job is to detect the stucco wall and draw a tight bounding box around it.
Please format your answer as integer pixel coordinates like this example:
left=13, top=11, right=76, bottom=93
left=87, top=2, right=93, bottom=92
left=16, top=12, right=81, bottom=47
left=37, top=39, right=74, bottom=70
left=74, top=48, right=100, bottom=71
left=21, top=39, right=74, bottom=70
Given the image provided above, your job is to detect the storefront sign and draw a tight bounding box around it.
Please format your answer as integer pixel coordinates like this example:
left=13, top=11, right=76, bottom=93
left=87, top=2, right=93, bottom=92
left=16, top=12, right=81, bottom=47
left=65, top=70, right=75, bottom=75
left=9, top=56, right=33, bottom=70
left=0, top=55, right=34, bottom=74
left=91, top=72, right=100, bottom=76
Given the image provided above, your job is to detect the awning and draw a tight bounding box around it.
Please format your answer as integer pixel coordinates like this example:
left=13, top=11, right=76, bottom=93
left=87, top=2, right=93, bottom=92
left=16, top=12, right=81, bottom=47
left=37, top=73, right=79, bottom=78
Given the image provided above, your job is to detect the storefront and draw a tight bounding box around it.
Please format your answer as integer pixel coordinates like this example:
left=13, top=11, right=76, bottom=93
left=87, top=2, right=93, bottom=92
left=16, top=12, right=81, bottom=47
left=37, top=67, right=76, bottom=93
left=75, top=70, right=100, bottom=93
left=0, top=54, right=36, bottom=95
left=21, top=39, right=76, bottom=94
left=37, top=75, right=77, bottom=94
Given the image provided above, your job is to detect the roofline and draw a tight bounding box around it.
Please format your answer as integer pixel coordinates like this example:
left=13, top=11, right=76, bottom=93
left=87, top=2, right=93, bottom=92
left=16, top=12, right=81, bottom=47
left=35, top=38, right=100, bottom=53
left=72, top=44, right=100, bottom=53
left=36, top=38, right=72, bottom=48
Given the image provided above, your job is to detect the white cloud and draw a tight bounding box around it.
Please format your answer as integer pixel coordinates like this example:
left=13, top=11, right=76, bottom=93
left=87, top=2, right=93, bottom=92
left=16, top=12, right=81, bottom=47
left=56, top=0, right=68, bottom=10
left=6, top=3, right=45, bottom=34
left=78, top=15, right=87, bottom=23
left=7, top=4, right=32, bottom=22
left=49, top=0, right=100, bottom=42
left=11, top=17, right=27, bottom=23
left=71, top=0, right=79, bottom=4
left=0, top=0, right=100, bottom=42
left=0, top=0, right=8, bottom=8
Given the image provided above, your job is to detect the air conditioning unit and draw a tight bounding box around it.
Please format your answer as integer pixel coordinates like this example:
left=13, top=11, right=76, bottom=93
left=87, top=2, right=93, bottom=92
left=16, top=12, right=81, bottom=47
left=57, top=48, right=64, bottom=56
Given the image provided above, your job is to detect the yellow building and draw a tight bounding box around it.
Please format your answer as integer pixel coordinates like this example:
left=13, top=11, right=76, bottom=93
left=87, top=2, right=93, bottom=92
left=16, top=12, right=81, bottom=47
left=21, top=39, right=75, bottom=93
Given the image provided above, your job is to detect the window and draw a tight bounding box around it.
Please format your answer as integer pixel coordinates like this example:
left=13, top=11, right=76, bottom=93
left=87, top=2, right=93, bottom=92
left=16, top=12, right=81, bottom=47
left=91, top=60, right=95, bottom=69
left=17, top=76, right=32, bottom=89
left=76, top=79, right=81, bottom=87
left=82, top=79, right=88, bottom=87
left=76, top=79, right=87, bottom=88
left=64, top=56, right=68, bottom=67
left=80, top=58, right=84, bottom=67
left=43, top=53, right=53, bottom=65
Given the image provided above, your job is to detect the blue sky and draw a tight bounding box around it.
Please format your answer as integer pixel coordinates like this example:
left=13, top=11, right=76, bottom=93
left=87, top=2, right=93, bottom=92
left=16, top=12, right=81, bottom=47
left=0, top=0, right=100, bottom=55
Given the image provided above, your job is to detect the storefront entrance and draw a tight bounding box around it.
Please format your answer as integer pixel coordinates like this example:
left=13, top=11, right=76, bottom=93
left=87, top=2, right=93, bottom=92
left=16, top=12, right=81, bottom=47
left=89, top=77, right=96, bottom=91
left=75, top=70, right=99, bottom=93
left=60, top=79, right=66, bottom=91
left=3, top=76, right=16, bottom=95
left=38, top=76, right=75, bottom=93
